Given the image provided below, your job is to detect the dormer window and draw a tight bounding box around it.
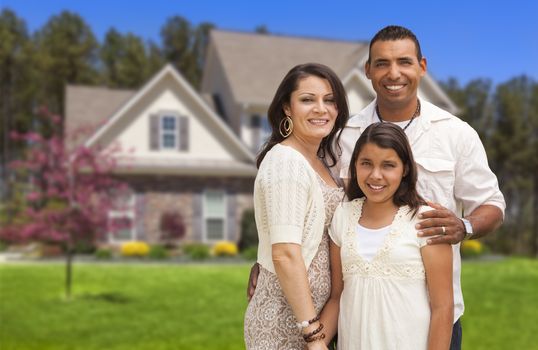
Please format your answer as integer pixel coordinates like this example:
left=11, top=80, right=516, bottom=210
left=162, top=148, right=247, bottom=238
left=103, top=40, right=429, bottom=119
left=161, top=116, right=177, bottom=149
left=150, top=112, right=189, bottom=151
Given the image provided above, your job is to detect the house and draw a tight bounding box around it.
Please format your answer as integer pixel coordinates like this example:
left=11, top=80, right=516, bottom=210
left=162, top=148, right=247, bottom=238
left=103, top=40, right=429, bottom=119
left=201, top=30, right=458, bottom=152
left=65, top=29, right=457, bottom=245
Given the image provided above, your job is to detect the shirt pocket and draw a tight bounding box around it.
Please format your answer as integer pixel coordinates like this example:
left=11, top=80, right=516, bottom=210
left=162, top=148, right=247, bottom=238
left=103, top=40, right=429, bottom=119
left=414, top=157, right=455, bottom=205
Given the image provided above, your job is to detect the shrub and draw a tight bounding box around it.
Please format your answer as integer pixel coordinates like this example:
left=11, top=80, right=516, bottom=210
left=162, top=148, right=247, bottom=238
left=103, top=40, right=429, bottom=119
left=159, top=211, right=186, bottom=247
left=238, top=209, right=258, bottom=250
left=95, top=248, right=113, bottom=259
left=148, top=245, right=168, bottom=259
left=241, top=246, right=258, bottom=261
left=212, top=241, right=239, bottom=257
left=461, top=239, right=484, bottom=258
left=74, top=239, right=96, bottom=254
left=183, top=243, right=210, bottom=260
left=120, top=241, right=150, bottom=257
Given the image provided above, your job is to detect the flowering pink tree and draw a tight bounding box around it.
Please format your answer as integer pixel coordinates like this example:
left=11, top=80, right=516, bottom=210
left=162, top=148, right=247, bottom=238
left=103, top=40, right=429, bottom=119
left=0, top=107, right=128, bottom=299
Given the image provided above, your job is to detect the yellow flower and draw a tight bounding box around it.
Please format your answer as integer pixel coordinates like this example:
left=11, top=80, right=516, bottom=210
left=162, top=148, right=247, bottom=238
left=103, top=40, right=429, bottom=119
left=212, top=241, right=238, bottom=257
left=461, top=240, right=484, bottom=257
left=120, top=241, right=150, bottom=257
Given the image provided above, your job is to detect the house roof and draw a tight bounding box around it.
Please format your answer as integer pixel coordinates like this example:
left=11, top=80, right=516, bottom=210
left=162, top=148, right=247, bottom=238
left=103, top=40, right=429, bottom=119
left=65, top=65, right=257, bottom=175
left=204, top=29, right=458, bottom=114
left=206, top=30, right=368, bottom=106
left=65, top=85, right=135, bottom=145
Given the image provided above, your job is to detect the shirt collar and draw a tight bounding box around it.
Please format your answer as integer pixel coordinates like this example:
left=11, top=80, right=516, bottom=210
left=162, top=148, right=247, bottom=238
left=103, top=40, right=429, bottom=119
left=346, top=97, right=452, bottom=129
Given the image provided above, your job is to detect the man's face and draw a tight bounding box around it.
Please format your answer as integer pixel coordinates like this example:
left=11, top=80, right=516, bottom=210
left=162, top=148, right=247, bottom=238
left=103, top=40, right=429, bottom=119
left=365, top=38, right=426, bottom=109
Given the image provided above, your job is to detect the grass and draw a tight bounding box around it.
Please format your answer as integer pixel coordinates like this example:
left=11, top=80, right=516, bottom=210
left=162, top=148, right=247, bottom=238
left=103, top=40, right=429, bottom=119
left=0, top=258, right=537, bottom=350
left=460, top=257, right=538, bottom=350
left=0, top=262, right=250, bottom=350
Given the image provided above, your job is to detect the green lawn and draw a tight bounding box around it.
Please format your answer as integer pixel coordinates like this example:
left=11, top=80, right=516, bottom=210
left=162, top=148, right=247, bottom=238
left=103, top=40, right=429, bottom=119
left=0, top=258, right=537, bottom=350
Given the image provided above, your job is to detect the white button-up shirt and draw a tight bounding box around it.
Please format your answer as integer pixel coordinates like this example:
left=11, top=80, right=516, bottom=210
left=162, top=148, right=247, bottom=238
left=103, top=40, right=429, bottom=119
left=336, top=98, right=506, bottom=322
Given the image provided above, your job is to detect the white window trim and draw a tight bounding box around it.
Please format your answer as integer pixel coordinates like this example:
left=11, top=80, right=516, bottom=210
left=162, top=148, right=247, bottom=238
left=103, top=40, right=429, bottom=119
left=159, top=114, right=178, bottom=150
left=202, top=190, right=227, bottom=243
left=108, top=193, right=137, bottom=243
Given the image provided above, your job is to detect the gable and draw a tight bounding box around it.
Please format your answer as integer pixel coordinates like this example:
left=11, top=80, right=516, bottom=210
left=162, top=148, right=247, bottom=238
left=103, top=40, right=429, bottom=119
left=84, top=65, right=256, bottom=176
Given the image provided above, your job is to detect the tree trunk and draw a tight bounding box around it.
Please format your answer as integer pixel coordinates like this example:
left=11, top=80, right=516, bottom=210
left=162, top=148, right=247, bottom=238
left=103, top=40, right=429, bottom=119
left=65, top=248, right=73, bottom=300
left=532, top=171, right=538, bottom=258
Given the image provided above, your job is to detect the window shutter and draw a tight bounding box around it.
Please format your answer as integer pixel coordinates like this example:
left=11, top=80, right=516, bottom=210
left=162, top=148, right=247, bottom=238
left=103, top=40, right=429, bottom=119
left=192, top=191, right=203, bottom=242
left=149, top=114, right=159, bottom=150
left=135, top=193, right=146, bottom=241
left=178, top=116, right=189, bottom=151
left=226, top=191, right=237, bottom=242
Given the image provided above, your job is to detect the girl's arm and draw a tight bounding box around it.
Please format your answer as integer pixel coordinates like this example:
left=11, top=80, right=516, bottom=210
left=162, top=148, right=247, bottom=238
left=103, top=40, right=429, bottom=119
left=421, top=243, right=454, bottom=350
left=319, top=240, right=344, bottom=345
left=272, top=243, right=328, bottom=350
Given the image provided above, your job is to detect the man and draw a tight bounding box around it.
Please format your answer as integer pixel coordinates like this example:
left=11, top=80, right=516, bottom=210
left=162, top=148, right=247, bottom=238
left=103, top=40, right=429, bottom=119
left=248, top=25, right=505, bottom=350
left=337, top=25, right=505, bottom=349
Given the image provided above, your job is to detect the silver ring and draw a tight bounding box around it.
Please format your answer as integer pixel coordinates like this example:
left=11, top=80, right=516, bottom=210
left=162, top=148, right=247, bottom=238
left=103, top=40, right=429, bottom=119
left=441, top=226, right=446, bottom=235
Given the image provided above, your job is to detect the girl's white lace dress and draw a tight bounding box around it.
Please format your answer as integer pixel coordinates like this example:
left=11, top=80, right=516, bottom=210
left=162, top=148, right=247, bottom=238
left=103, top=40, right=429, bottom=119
left=329, top=198, right=432, bottom=350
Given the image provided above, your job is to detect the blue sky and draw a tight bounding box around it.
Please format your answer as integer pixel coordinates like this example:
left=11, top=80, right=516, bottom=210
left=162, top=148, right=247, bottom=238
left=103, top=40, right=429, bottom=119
left=2, top=0, right=537, bottom=86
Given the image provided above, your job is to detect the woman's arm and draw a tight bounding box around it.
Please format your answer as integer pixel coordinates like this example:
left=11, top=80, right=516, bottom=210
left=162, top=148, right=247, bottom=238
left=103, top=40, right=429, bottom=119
left=421, top=243, right=453, bottom=350
left=319, top=240, right=343, bottom=345
left=272, top=243, right=328, bottom=350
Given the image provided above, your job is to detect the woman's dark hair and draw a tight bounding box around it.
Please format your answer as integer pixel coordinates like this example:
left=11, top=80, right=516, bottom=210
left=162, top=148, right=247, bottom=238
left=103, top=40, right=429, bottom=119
left=256, top=63, right=349, bottom=168
left=345, top=123, right=425, bottom=215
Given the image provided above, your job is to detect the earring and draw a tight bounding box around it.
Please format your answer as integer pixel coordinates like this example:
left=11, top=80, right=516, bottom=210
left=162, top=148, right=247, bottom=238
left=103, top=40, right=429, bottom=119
left=279, top=116, right=293, bottom=138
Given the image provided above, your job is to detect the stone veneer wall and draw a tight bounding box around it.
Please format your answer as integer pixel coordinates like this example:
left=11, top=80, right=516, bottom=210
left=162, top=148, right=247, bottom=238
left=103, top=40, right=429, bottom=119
left=123, top=174, right=255, bottom=244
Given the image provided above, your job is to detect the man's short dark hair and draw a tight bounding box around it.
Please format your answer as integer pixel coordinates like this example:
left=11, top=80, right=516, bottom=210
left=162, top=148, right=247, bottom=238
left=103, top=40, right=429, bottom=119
left=367, top=25, right=423, bottom=63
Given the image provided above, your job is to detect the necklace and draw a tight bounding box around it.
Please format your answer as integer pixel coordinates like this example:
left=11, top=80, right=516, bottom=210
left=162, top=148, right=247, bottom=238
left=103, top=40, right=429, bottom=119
left=376, top=99, right=421, bottom=131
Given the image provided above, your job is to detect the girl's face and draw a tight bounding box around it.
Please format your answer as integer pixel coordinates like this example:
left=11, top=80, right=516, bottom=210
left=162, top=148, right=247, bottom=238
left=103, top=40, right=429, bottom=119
left=355, top=142, right=405, bottom=206
left=283, top=75, right=338, bottom=143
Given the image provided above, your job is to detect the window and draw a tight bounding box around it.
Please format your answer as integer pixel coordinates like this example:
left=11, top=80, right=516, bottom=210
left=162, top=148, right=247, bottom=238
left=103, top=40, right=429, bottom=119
left=251, top=114, right=271, bottom=151
left=108, top=192, right=137, bottom=242
left=250, top=115, right=261, bottom=128
left=261, top=116, right=271, bottom=139
left=161, top=116, right=177, bottom=149
left=203, top=190, right=226, bottom=241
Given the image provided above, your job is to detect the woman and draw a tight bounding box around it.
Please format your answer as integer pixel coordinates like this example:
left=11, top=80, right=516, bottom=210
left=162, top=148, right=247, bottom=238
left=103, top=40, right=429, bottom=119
left=244, top=63, right=348, bottom=350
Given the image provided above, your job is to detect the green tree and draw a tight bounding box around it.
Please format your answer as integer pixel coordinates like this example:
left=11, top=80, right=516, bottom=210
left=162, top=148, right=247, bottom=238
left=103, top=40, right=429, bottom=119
left=0, top=9, right=34, bottom=200
left=160, top=16, right=214, bottom=88
left=32, top=11, right=98, bottom=118
left=161, top=16, right=196, bottom=84
left=440, top=78, right=493, bottom=142
left=146, top=40, right=165, bottom=78
left=490, top=76, right=536, bottom=255
left=191, top=22, right=214, bottom=81
left=529, top=82, right=538, bottom=257
left=255, top=25, right=269, bottom=34
left=100, top=28, right=155, bottom=88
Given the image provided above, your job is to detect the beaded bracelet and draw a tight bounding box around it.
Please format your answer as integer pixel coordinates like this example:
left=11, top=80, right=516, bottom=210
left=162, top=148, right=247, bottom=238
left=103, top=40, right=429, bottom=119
left=302, top=322, right=324, bottom=341
left=305, top=333, right=326, bottom=343
left=295, top=314, right=321, bottom=329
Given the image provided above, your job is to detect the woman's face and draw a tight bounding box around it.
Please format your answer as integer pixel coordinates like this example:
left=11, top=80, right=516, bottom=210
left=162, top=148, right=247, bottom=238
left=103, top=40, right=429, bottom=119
left=283, top=75, right=338, bottom=142
left=355, top=142, right=405, bottom=206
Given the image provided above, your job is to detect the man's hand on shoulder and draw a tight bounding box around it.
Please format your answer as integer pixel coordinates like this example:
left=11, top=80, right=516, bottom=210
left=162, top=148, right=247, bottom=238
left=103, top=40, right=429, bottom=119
left=416, top=202, right=465, bottom=245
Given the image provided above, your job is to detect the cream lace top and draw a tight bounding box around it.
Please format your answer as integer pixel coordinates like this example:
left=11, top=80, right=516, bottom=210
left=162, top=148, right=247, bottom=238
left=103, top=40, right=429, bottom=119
left=254, top=144, right=326, bottom=274
left=329, top=198, right=435, bottom=350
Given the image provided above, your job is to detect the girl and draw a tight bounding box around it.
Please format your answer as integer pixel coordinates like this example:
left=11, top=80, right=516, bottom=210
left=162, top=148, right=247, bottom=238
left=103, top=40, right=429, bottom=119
left=322, top=122, right=453, bottom=350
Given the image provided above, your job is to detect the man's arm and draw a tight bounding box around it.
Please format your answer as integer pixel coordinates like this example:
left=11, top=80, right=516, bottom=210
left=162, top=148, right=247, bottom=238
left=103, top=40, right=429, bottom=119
left=246, top=262, right=260, bottom=301
left=417, top=203, right=503, bottom=245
